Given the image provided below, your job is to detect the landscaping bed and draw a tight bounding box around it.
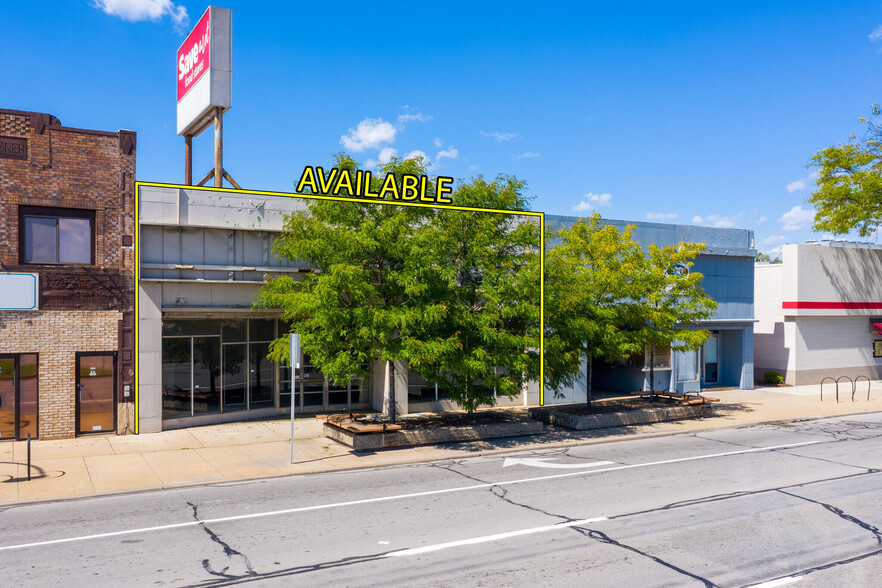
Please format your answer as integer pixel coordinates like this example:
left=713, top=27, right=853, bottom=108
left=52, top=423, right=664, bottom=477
left=320, top=410, right=544, bottom=451
left=529, top=396, right=715, bottom=430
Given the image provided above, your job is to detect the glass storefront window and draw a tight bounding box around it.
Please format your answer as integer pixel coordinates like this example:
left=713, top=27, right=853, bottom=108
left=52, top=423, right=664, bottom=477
left=222, top=319, right=247, bottom=342
left=250, top=342, right=274, bottom=407
left=162, top=337, right=194, bottom=418
left=223, top=343, right=247, bottom=410
left=250, top=319, right=275, bottom=342
left=161, top=318, right=371, bottom=419
left=677, top=349, right=699, bottom=382
left=163, top=320, right=221, bottom=337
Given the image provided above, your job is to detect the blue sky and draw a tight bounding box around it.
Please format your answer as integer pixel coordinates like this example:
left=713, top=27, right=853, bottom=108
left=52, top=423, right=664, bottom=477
left=4, top=1, right=882, bottom=256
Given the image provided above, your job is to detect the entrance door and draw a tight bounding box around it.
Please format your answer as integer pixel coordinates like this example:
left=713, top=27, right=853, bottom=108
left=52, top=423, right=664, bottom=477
left=0, top=354, right=39, bottom=440
left=76, top=352, right=116, bottom=435
left=0, top=356, right=15, bottom=440
left=703, top=335, right=719, bottom=385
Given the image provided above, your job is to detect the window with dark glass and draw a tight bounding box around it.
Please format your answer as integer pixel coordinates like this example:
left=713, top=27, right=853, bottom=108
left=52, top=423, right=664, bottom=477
left=20, top=207, right=94, bottom=264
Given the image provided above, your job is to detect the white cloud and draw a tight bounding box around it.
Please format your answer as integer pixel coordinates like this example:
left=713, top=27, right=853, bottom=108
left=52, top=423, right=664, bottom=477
left=404, top=150, right=427, bottom=161
left=573, top=193, right=612, bottom=211
left=692, top=214, right=741, bottom=228
left=822, top=233, right=835, bottom=240
left=646, top=212, right=677, bottom=220
left=397, top=112, right=432, bottom=124
left=760, top=235, right=786, bottom=246
left=436, top=146, right=459, bottom=162
left=786, top=179, right=807, bottom=192
left=757, top=216, right=767, bottom=224
left=433, top=137, right=443, bottom=148
left=93, top=0, right=188, bottom=28
left=377, top=147, right=397, bottom=165
left=766, top=245, right=784, bottom=259
left=515, top=151, right=540, bottom=159
left=871, top=25, right=882, bottom=41
left=365, top=148, right=397, bottom=168
left=779, top=205, right=815, bottom=231
left=481, top=131, right=517, bottom=142
left=340, top=118, right=396, bottom=152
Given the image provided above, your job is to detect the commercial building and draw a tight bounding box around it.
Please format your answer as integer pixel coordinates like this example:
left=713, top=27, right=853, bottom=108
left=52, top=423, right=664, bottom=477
left=135, top=185, right=528, bottom=433
left=0, top=109, right=136, bottom=440
left=544, top=216, right=756, bottom=404
left=755, top=242, right=882, bottom=385
left=136, top=186, right=756, bottom=433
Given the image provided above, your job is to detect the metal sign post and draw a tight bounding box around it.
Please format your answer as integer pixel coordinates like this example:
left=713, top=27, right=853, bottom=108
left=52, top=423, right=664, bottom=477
left=289, top=333, right=301, bottom=464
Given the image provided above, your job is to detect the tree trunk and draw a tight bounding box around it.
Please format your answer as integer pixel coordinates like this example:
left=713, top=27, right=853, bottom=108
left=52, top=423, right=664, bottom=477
left=649, top=343, right=656, bottom=399
left=384, top=360, right=397, bottom=424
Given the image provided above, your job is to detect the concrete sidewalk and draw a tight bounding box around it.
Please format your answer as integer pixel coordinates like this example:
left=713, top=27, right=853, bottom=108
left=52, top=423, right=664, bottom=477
left=2, top=382, right=880, bottom=505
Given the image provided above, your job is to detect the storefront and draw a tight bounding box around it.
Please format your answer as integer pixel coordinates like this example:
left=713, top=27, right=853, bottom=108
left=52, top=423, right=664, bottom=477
left=543, top=216, right=756, bottom=404
left=0, top=109, right=136, bottom=440
left=755, top=241, right=882, bottom=385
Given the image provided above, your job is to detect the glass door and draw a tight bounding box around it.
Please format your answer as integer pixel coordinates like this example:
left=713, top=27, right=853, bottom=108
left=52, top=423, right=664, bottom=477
left=0, top=354, right=39, bottom=440
left=0, top=356, right=15, bottom=440
left=76, top=352, right=116, bottom=435
left=703, top=335, right=719, bottom=385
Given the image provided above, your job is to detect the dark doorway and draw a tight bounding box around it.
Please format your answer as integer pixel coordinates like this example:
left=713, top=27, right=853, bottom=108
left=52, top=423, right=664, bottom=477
left=0, top=354, right=39, bottom=440
left=76, top=352, right=116, bottom=435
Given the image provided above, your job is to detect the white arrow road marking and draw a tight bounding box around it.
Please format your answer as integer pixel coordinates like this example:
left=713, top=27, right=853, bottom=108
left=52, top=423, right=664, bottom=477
left=503, top=457, right=615, bottom=469
left=0, top=440, right=822, bottom=551
left=385, top=517, right=608, bottom=557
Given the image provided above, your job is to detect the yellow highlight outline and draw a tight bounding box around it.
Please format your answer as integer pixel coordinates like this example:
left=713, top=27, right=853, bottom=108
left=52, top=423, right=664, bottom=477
left=134, top=181, right=546, bottom=435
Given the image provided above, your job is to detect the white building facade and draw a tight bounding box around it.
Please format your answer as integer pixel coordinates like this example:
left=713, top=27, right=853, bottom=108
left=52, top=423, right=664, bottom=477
left=754, top=242, right=882, bottom=385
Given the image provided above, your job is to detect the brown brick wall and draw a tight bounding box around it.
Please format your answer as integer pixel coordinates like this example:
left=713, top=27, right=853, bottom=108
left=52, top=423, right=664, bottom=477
left=0, top=310, right=122, bottom=439
left=0, top=109, right=136, bottom=438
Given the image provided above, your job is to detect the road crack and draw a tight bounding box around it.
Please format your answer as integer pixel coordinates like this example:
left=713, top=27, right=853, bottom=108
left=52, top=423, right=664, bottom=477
left=432, top=462, right=719, bottom=586
left=186, top=502, right=257, bottom=580
left=777, top=490, right=882, bottom=544
left=573, top=526, right=720, bottom=588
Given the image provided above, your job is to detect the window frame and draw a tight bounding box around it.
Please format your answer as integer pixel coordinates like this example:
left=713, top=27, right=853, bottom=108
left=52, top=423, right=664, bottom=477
left=19, top=206, right=96, bottom=265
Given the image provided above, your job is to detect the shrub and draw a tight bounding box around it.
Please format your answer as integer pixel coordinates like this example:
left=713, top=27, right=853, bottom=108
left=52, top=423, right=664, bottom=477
left=763, top=371, right=784, bottom=385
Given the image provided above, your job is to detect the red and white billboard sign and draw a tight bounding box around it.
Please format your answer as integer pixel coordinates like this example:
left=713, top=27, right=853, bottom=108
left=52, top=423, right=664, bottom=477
left=177, top=9, right=211, bottom=102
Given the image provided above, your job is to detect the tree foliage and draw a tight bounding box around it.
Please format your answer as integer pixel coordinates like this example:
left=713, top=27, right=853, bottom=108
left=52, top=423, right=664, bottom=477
left=755, top=251, right=781, bottom=263
left=545, top=217, right=717, bottom=401
left=544, top=215, right=643, bottom=405
left=629, top=242, right=718, bottom=396
left=809, top=104, right=882, bottom=237
left=256, top=154, right=541, bottom=414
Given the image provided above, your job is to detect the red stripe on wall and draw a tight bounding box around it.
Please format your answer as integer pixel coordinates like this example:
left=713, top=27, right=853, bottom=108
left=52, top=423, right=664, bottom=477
left=783, top=301, right=882, bottom=310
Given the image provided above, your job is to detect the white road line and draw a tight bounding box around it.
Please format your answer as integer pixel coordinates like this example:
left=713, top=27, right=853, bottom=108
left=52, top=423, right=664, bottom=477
left=0, top=440, right=822, bottom=552
left=385, top=517, right=608, bottom=557
left=751, top=576, right=801, bottom=588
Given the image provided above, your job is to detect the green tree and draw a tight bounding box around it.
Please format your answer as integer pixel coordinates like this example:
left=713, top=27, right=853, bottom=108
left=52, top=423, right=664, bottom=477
left=257, top=156, right=541, bottom=416
left=544, top=215, right=643, bottom=406
left=629, top=243, right=717, bottom=398
left=755, top=251, right=781, bottom=263
left=256, top=154, right=434, bottom=421
left=403, top=176, right=541, bottom=411
left=809, top=105, right=882, bottom=237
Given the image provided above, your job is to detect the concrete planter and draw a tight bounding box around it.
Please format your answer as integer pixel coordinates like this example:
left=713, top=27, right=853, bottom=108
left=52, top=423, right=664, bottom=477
left=528, top=403, right=713, bottom=431
left=324, top=418, right=544, bottom=451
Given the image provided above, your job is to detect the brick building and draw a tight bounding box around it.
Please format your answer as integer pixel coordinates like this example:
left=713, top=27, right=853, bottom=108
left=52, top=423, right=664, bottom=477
left=0, top=109, right=136, bottom=440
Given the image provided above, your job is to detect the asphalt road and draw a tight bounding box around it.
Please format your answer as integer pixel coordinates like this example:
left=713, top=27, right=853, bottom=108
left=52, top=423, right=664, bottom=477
left=3, top=414, right=882, bottom=587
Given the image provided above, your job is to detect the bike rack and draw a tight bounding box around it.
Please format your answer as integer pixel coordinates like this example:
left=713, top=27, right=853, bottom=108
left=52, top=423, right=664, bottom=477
left=836, top=376, right=853, bottom=404
left=820, top=377, right=837, bottom=402
left=854, top=375, right=871, bottom=401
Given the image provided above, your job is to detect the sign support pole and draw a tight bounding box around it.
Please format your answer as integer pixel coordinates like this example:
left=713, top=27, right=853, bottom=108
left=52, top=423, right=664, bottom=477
left=289, top=333, right=301, bottom=465
left=214, top=107, right=223, bottom=188
left=184, top=135, right=192, bottom=185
